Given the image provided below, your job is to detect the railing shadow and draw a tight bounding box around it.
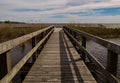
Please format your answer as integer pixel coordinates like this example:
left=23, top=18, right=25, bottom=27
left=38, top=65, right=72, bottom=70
left=59, top=30, right=84, bottom=83
left=59, top=30, right=74, bottom=83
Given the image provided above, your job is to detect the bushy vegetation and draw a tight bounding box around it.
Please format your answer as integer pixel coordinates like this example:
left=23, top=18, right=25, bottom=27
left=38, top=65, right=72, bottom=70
left=0, top=24, right=47, bottom=43
left=67, top=25, right=120, bottom=38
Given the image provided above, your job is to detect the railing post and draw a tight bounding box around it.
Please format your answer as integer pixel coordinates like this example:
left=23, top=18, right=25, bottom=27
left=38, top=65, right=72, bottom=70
left=81, top=36, right=86, bottom=61
left=106, top=50, right=118, bottom=76
left=32, top=37, right=37, bottom=62
left=42, top=31, right=45, bottom=39
left=0, top=51, right=11, bottom=80
left=73, top=32, right=77, bottom=47
left=74, top=32, right=77, bottom=39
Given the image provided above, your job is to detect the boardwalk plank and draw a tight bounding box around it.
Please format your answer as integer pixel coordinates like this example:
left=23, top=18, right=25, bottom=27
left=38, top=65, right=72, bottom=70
left=23, top=28, right=96, bottom=83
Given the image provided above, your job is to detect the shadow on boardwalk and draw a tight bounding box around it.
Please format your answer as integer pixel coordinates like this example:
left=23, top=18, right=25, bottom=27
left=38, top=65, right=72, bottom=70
left=59, top=30, right=84, bottom=83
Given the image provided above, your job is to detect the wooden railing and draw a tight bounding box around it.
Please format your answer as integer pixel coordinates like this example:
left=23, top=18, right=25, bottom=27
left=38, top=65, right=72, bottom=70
left=0, top=25, right=54, bottom=83
left=63, top=26, right=120, bottom=83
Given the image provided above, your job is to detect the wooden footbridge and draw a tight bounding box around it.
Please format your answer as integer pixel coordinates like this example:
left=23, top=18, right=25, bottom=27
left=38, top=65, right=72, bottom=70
left=0, top=25, right=120, bottom=83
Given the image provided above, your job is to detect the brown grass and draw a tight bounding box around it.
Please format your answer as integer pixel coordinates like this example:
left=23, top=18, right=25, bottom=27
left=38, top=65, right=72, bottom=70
left=66, top=24, right=120, bottom=38
left=0, top=23, right=48, bottom=43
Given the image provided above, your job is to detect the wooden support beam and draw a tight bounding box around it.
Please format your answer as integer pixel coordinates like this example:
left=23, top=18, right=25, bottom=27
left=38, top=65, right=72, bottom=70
left=81, top=36, right=86, bottom=62
left=32, top=37, right=37, bottom=62
left=74, top=32, right=77, bottom=39
left=64, top=27, right=119, bottom=83
left=106, top=50, right=118, bottom=76
left=0, top=26, right=53, bottom=55
left=0, top=28, right=54, bottom=83
left=0, top=51, right=11, bottom=79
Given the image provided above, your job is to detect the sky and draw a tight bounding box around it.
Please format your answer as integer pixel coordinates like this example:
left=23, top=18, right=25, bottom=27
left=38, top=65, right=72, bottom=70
left=0, top=0, right=120, bottom=23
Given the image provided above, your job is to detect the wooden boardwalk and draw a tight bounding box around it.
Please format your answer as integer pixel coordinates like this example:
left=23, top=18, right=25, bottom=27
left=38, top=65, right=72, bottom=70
left=23, top=28, right=96, bottom=83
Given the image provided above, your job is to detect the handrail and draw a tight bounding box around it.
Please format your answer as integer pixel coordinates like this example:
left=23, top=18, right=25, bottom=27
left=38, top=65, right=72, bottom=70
left=0, top=28, right=54, bottom=83
left=0, top=25, right=54, bottom=54
left=63, top=26, right=120, bottom=83
left=63, top=26, right=120, bottom=54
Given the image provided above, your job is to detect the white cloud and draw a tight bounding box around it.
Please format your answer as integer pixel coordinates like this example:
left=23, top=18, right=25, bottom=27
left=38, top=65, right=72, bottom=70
left=0, top=0, right=120, bottom=23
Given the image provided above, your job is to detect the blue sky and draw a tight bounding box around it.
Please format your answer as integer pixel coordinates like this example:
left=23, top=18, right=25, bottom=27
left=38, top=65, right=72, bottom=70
left=69, top=7, right=120, bottom=16
left=0, top=0, right=120, bottom=23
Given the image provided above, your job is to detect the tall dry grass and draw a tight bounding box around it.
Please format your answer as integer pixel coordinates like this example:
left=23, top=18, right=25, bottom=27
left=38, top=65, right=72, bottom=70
left=67, top=25, right=120, bottom=38
left=0, top=23, right=48, bottom=43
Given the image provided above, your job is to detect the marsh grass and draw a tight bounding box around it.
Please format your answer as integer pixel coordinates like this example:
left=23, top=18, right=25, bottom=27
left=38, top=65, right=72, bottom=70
left=0, top=24, right=47, bottom=43
left=68, top=25, right=120, bottom=38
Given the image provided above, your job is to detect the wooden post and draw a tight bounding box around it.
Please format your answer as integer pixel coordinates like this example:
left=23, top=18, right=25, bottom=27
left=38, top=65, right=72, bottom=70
left=44, top=30, right=46, bottom=37
left=46, top=30, right=48, bottom=36
left=73, top=32, right=77, bottom=47
left=0, top=51, right=11, bottom=80
left=70, top=29, right=72, bottom=34
left=106, top=50, right=118, bottom=76
left=32, top=37, right=37, bottom=62
left=81, top=36, right=86, bottom=61
left=69, top=30, right=73, bottom=42
left=74, top=32, right=77, bottom=39
left=40, top=32, right=43, bottom=41
left=68, top=29, right=70, bottom=33
left=42, top=32, right=45, bottom=39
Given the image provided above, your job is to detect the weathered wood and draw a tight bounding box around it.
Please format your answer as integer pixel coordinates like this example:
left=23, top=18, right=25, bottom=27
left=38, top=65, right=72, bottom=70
left=32, top=37, right=37, bottom=62
left=0, top=28, right=54, bottom=83
left=0, top=25, right=54, bottom=54
left=64, top=28, right=120, bottom=83
left=64, top=26, right=120, bottom=54
left=23, top=28, right=96, bottom=83
left=106, top=50, right=118, bottom=76
left=81, top=36, right=86, bottom=61
left=74, top=32, right=77, bottom=39
left=0, top=51, right=11, bottom=80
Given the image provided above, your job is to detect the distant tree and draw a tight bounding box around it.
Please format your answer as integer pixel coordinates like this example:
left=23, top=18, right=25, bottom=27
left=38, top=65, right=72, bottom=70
left=4, top=20, right=12, bottom=23
left=98, top=24, right=106, bottom=28
left=3, top=20, right=26, bottom=24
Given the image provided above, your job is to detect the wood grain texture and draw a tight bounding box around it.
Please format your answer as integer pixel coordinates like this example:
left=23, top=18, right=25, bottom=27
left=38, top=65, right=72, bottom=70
left=0, top=26, right=53, bottom=54
left=23, top=28, right=96, bottom=83
left=0, top=29, right=54, bottom=83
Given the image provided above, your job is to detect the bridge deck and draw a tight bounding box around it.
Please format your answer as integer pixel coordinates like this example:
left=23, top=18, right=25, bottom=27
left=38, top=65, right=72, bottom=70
left=23, top=28, right=96, bottom=83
